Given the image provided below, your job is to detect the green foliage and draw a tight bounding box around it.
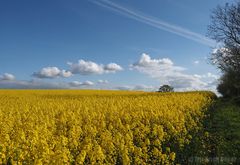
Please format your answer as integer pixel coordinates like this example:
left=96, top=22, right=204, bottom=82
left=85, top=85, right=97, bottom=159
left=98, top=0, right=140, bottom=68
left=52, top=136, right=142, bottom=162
left=158, top=85, right=174, bottom=92
left=217, top=70, right=240, bottom=98
left=188, top=99, right=240, bottom=164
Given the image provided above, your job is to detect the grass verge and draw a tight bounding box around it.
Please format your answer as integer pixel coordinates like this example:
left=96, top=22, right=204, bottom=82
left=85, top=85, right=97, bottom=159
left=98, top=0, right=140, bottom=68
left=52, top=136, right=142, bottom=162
left=187, top=98, right=240, bottom=164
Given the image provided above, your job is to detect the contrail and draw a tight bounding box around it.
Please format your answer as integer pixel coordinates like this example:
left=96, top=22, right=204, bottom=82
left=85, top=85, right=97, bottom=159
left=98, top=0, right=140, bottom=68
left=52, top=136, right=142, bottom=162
left=89, top=0, right=216, bottom=47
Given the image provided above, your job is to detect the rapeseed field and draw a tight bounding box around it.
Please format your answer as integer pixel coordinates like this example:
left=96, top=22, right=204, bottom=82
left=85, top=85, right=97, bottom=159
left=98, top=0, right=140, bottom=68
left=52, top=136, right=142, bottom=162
left=0, top=90, right=215, bottom=164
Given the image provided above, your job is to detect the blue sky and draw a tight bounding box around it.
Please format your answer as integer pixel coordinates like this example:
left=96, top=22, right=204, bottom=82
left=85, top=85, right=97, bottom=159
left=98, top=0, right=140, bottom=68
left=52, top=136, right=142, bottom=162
left=0, top=0, right=231, bottom=91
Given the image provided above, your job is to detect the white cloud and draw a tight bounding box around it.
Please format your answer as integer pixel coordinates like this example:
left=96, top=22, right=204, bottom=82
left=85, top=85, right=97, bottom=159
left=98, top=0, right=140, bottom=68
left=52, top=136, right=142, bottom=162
left=206, top=72, right=219, bottom=79
left=68, top=60, right=104, bottom=75
left=68, top=81, right=82, bottom=87
left=68, top=60, right=123, bottom=75
left=194, top=60, right=199, bottom=64
left=82, top=81, right=94, bottom=86
left=167, top=75, right=207, bottom=91
left=115, top=84, right=155, bottom=91
left=131, top=53, right=185, bottom=78
left=60, top=70, right=72, bottom=78
left=0, top=73, right=15, bottom=81
left=133, top=84, right=155, bottom=91
left=69, top=80, right=94, bottom=87
left=132, top=53, right=174, bottom=67
left=115, top=85, right=132, bottom=90
left=0, top=79, right=68, bottom=89
left=33, top=67, right=72, bottom=78
left=193, top=74, right=202, bottom=79
left=97, top=80, right=109, bottom=84
left=104, top=63, right=123, bottom=73
left=194, top=72, right=219, bottom=80
left=33, top=67, right=61, bottom=78
left=0, top=78, right=96, bottom=89
left=131, top=53, right=218, bottom=92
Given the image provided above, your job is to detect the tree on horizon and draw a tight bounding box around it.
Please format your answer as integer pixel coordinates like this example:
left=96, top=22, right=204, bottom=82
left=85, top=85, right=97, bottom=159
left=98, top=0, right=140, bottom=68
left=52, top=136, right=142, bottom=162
left=158, top=85, right=174, bottom=92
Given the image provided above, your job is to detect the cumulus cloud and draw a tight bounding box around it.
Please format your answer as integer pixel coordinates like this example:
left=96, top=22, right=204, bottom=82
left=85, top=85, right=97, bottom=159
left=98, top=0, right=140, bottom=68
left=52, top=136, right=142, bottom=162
left=68, top=60, right=123, bottom=75
left=68, top=60, right=104, bottom=75
left=131, top=53, right=218, bottom=91
left=33, top=67, right=72, bottom=78
left=68, top=80, right=94, bottom=87
left=132, top=53, right=173, bottom=67
left=0, top=73, right=15, bottom=81
left=32, top=59, right=122, bottom=79
left=60, top=70, right=72, bottom=78
left=104, top=63, right=123, bottom=73
left=130, top=53, right=185, bottom=78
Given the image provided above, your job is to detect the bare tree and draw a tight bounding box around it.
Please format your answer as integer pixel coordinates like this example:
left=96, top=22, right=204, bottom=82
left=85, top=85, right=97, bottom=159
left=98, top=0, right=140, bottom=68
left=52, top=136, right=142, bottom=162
left=208, top=1, right=240, bottom=72
left=208, top=1, right=240, bottom=97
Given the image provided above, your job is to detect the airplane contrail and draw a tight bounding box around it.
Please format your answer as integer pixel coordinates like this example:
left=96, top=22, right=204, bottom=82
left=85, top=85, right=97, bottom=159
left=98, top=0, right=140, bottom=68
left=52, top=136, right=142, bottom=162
left=89, top=0, right=216, bottom=47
